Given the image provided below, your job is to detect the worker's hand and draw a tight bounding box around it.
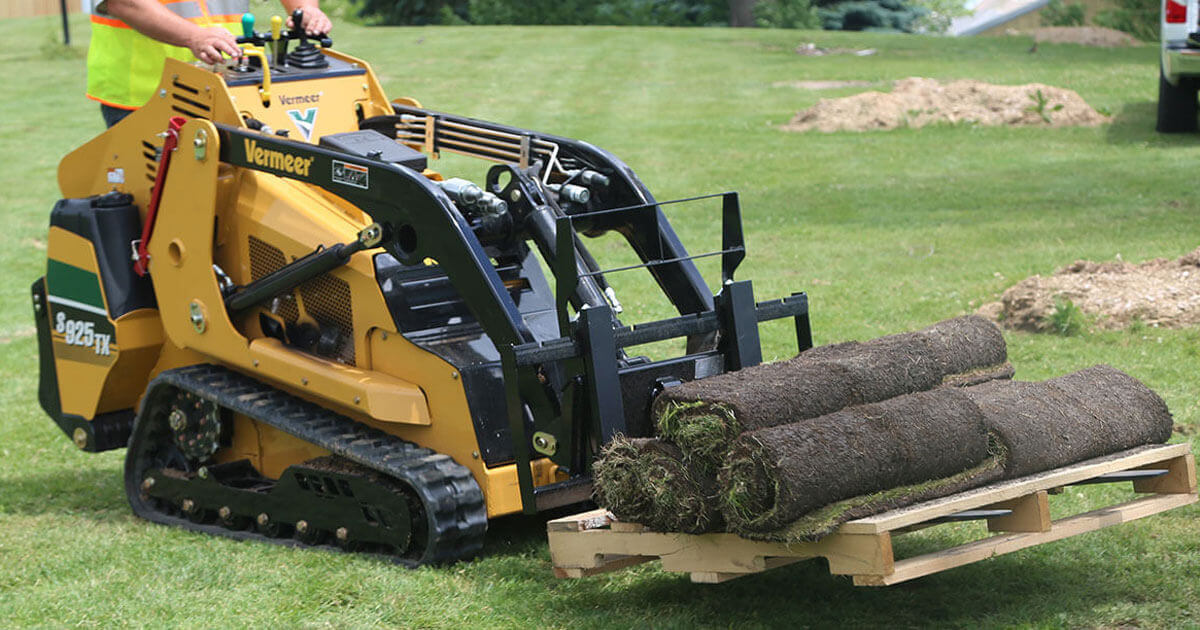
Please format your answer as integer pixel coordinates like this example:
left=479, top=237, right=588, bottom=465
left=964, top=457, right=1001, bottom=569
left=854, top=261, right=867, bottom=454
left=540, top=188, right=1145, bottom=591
left=186, top=26, right=241, bottom=64
left=289, top=7, right=332, bottom=37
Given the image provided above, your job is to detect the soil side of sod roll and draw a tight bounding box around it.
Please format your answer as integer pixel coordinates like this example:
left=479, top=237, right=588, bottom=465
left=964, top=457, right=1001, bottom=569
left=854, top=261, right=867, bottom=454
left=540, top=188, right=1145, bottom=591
left=655, top=315, right=1009, bottom=465
left=962, top=364, right=1174, bottom=479
left=720, top=387, right=992, bottom=534
left=592, top=437, right=724, bottom=534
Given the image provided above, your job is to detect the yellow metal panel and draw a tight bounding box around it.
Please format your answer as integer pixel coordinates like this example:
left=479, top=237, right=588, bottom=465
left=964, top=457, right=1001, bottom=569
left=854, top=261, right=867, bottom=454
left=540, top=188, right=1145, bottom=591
left=248, top=338, right=430, bottom=425
left=45, top=227, right=165, bottom=418
left=46, top=226, right=101, bottom=271
left=367, top=330, right=567, bottom=517
left=45, top=229, right=111, bottom=418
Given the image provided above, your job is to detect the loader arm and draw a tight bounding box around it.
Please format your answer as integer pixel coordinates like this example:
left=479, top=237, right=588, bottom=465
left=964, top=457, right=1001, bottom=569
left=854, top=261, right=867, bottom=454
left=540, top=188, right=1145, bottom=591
left=365, top=107, right=718, bottom=328
left=216, top=123, right=535, bottom=349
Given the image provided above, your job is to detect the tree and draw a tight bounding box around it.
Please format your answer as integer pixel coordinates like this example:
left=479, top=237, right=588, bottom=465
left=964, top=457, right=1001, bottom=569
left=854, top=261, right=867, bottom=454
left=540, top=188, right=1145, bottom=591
left=730, top=0, right=757, bottom=25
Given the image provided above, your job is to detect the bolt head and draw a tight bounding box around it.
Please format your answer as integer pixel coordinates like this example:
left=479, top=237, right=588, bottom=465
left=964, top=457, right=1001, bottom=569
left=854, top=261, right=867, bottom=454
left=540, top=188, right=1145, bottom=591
left=336, top=527, right=349, bottom=541
left=142, top=477, right=156, bottom=491
left=296, top=520, right=309, bottom=534
left=181, top=499, right=196, bottom=513
left=168, top=409, right=187, bottom=431
left=218, top=506, right=232, bottom=520
left=72, top=428, right=89, bottom=450
left=509, top=189, right=523, bottom=203
left=257, top=513, right=270, bottom=526
left=197, top=467, right=209, bottom=480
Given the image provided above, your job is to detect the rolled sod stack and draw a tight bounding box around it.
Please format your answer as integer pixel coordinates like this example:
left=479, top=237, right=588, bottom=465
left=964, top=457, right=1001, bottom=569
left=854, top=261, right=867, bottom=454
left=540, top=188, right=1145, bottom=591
left=654, top=315, right=1012, bottom=467
left=715, top=365, right=1172, bottom=541
left=592, top=437, right=723, bottom=534
left=719, top=387, right=1000, bottom=537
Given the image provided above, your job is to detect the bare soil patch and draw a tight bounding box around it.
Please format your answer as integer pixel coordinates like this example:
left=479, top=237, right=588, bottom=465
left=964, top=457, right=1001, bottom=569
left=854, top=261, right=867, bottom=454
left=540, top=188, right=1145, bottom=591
left=981, top=247, right=1200, bottom=331
left=782, top=77, right=1108, bottom=133
left=1030, top=26, right=1140, bottom=47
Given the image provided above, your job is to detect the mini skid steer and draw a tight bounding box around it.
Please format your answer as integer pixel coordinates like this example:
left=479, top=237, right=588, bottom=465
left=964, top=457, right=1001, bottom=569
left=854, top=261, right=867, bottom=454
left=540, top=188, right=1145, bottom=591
left=33, top=12, right=811, bottom=564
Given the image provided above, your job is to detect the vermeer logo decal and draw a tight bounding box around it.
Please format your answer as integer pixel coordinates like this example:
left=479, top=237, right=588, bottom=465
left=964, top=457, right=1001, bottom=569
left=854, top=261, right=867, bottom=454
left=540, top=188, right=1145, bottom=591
left=243, top=139, right=314, bottom=176
left=333, top=160, right=369, bottom=189
left=278, top=92, right=321, bottom=106
left=286, top=107, right=318, bottom=141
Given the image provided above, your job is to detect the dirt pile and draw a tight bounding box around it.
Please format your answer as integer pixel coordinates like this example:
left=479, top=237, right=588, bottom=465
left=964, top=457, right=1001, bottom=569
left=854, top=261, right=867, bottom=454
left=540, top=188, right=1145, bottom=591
left=782, top=77, right=1108, bottom=133
left=1030, top=26, right=1140, bottom=47
left=982, top=247, right=1200, bottom=331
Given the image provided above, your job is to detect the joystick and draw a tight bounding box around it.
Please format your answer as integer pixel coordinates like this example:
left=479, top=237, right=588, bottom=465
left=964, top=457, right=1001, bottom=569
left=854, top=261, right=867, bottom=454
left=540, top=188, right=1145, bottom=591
left=286, top=10, right=330, bottom=69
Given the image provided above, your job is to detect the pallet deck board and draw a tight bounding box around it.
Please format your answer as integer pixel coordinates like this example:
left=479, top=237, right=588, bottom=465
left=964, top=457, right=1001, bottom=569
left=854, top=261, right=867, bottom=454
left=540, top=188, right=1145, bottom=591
left=548, top=443, right=1198, bottom=586
left=838, top=444, right=1195, bottom=534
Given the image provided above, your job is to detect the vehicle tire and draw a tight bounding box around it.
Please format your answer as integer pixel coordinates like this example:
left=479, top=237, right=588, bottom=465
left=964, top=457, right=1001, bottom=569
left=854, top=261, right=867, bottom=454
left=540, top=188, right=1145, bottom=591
left=1156, top=67, right=1198, bottom=133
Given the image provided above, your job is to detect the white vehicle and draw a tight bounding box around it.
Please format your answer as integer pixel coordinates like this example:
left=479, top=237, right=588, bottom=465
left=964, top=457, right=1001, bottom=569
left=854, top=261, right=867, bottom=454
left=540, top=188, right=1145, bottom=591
left=1160, top=0, right=1200, bottom=131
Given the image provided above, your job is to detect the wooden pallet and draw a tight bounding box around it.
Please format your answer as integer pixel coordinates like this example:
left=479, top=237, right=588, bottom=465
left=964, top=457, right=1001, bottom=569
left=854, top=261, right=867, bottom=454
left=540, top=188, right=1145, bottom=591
left=548, top=443, right=1197, bottom=586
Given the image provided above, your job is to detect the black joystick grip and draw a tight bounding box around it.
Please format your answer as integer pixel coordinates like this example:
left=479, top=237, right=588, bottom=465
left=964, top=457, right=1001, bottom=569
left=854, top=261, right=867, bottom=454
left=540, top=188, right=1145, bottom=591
left=292, top=9, right=308, bottom=43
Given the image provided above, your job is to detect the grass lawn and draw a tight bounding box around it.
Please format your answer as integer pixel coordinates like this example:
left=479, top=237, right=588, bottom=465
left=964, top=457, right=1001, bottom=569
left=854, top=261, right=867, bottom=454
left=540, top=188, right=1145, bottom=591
left=1, top=11, right=1198, bottom=629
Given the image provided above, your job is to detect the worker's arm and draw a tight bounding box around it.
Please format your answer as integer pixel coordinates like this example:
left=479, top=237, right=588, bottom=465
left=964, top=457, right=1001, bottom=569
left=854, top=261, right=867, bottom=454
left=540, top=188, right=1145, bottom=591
left=281, top=1, right=333, bottom=36
left=100, top=0, right=242, bottom=64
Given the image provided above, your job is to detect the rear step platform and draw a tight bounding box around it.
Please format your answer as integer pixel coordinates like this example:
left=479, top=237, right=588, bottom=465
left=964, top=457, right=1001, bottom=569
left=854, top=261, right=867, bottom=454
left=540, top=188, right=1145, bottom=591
left=548, top=443, right=1197, bottom=585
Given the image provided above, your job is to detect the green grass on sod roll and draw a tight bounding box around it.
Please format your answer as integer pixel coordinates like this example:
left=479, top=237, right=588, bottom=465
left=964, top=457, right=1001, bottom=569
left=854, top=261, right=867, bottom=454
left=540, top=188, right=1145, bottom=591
left=593, top=437, right=723, bottom=534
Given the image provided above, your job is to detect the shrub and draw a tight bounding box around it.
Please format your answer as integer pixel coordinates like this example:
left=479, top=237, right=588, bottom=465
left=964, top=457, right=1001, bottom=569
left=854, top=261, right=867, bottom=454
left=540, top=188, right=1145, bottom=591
left=349, top=0, right=469, bottom=25
left=1041, top=0, right=1086, bottom=27
left=1094, top=0, right=1156, bottom=40
left=755, top=0, right=821, bottom=29
left=1046, top=296, right=1086, bottom=336
left=819, top=0, right=928, bottom=31
left=349, top=0, right=728, bottom=25
left=907, top=0, right=970, bottom=33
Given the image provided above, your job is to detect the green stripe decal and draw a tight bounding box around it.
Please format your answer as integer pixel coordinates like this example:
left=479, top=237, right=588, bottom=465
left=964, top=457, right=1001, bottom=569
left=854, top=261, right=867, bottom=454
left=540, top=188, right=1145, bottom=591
left=46, top=259, right=105, bottom=310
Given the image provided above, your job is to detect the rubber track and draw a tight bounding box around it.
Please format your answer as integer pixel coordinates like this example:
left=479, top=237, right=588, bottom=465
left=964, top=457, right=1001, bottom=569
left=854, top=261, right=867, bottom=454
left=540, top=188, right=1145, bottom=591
left=128, top=364, right=487, bottom=565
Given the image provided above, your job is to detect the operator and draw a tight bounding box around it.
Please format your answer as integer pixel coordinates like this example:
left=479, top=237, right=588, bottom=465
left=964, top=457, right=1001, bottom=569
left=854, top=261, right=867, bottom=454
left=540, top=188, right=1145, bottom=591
left=87, top=0, right=333, bottom=128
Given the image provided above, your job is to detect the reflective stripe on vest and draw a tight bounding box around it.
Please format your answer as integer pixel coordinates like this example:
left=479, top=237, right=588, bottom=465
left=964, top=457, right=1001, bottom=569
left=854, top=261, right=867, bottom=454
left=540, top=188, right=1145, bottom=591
left=87, top=0, right=249, bottom=110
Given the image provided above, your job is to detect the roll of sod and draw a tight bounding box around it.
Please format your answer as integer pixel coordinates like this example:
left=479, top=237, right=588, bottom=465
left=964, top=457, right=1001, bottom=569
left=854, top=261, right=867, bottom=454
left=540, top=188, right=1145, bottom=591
left=963, top=365, right=1174, bottom=479
left=592, top=437, right=723, bottom=534
left=655, top=315, right=1010, bottom=466
left=720, top=387, right=993, bottom=535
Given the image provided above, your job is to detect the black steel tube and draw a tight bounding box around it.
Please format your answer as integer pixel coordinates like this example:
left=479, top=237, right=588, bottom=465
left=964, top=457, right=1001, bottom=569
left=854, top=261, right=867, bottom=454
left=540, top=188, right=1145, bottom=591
left=225, top=240, right=364, bottom=314
left=60, top=0, right=70, bottom=45
left=525, top=205, right=608, bottom=311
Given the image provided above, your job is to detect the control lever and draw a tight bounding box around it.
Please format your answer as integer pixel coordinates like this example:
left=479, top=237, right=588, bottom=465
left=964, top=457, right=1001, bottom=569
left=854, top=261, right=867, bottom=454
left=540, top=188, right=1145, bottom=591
left=234, top=11, right=334, bottom=68
left=286, top=9, right=330, bottom=69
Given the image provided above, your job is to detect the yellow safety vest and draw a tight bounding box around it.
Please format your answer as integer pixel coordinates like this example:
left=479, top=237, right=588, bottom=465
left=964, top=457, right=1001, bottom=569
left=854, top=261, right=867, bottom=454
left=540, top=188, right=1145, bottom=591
left=87, top=0, right=249, bottom=110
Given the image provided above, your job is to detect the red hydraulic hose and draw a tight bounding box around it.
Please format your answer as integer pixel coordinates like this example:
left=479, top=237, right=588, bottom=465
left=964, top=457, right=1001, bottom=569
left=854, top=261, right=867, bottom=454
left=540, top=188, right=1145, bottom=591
left=134, top=116, right=187, bottom=277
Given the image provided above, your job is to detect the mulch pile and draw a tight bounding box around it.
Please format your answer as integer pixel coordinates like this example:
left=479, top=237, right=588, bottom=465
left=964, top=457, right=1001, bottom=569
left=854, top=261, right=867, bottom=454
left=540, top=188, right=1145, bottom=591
left=593, top=315, right=1175, bottom=541
left=782, top=77, right=1108, bottom=133
left=980, top=247, right=1200, bottom=332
